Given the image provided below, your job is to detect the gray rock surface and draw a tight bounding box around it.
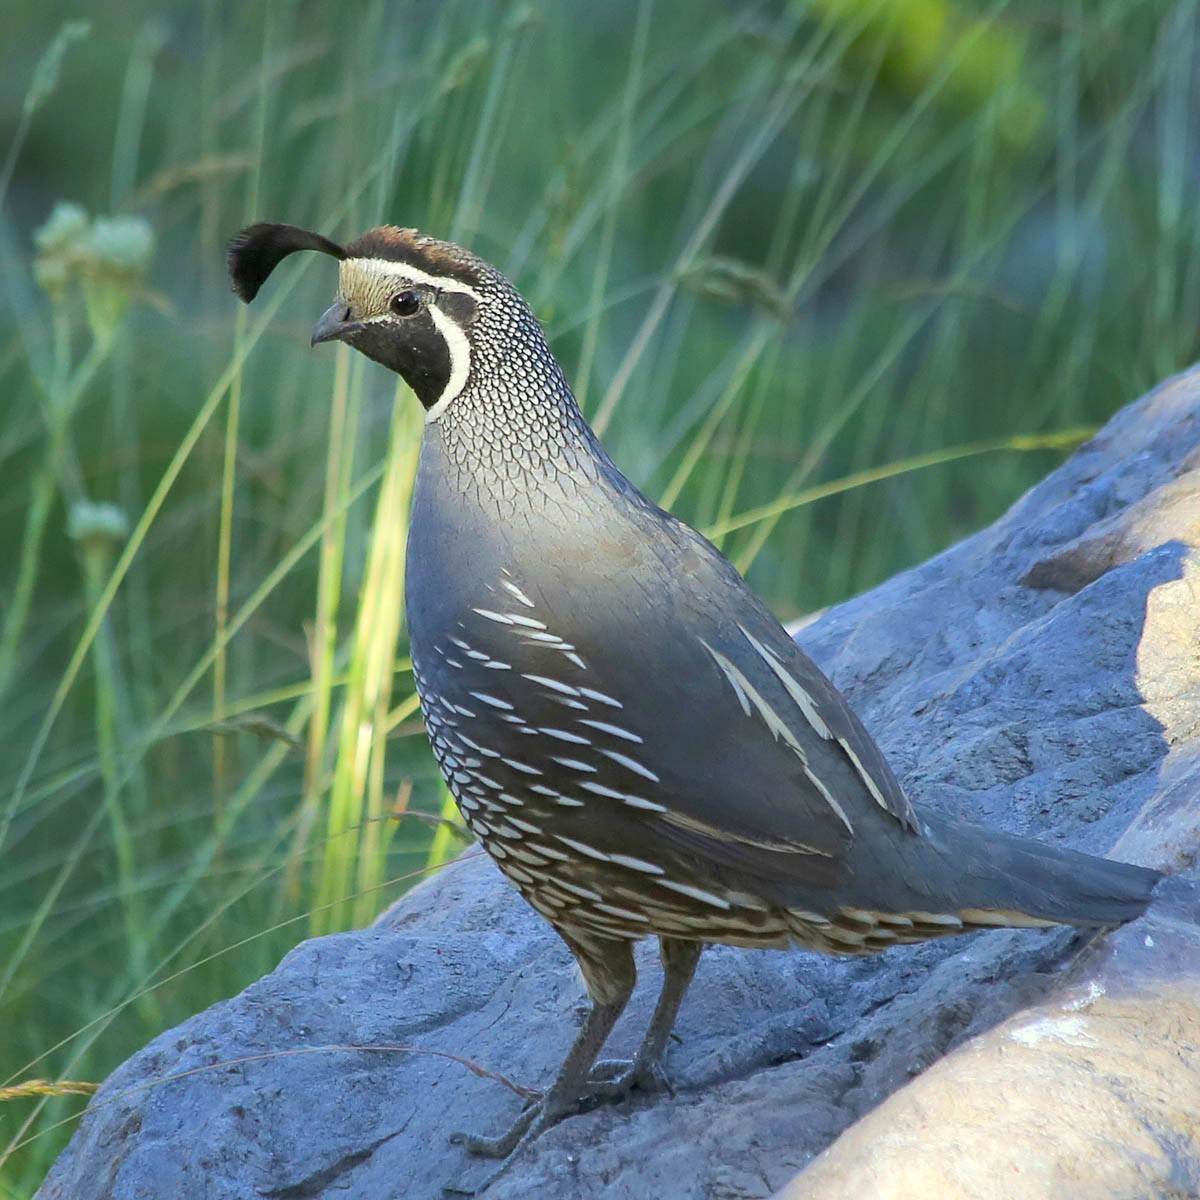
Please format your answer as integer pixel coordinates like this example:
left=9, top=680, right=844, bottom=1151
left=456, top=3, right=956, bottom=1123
left=38, top=369, right=1200, bottom=1200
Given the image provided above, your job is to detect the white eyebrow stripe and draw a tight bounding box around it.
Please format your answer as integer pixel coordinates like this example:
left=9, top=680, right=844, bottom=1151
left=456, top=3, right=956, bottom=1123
left=342, top=256, right=482, bottom=301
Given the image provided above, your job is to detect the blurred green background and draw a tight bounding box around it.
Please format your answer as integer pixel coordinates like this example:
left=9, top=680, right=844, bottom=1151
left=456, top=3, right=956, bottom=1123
left=2, top=0, right=1199, bottom=1191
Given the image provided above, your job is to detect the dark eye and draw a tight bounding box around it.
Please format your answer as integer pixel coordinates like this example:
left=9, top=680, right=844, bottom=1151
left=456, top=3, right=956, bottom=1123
left=389, top=290, right=421, bottom=317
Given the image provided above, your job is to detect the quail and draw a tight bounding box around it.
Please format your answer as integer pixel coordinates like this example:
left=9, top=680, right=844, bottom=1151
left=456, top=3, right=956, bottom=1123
left=228, top=221, right=1162, bottom=1161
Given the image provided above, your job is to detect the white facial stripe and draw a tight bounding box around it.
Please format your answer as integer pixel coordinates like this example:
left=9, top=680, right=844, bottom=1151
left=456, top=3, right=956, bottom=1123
left=337, top=256, right=476, bottom=420
left=341, top=256, right=482, bottom=302
left=425, top=303, right=471, bottom=422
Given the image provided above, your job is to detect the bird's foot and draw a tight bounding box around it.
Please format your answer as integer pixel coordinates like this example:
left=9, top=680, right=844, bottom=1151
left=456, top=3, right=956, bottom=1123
left=450, top=1085, right=589, bottom=1161
left=450, top=1058, right=670, bottom=1163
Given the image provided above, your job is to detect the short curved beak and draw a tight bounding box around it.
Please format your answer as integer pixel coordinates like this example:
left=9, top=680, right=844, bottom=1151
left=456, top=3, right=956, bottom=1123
left=311, top=301, right=357, bottom=347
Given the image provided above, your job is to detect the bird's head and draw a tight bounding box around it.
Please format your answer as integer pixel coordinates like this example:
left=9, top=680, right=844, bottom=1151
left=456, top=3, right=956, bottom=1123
left=228, top=222, right=506, bottom=418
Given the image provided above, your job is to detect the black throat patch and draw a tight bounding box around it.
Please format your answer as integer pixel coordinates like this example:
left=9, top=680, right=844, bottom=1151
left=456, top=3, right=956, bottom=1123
left=347, top=311, right=452, bottom=410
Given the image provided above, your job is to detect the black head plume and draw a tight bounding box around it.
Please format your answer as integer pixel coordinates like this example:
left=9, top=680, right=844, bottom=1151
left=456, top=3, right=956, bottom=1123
left=227, top=222, right=347, bottom=302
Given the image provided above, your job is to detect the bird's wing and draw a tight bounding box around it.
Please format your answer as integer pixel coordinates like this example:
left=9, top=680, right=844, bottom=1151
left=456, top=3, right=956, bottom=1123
left=603, top=524, right=917, bottom=866
left=444, top=509, right=919, bottom=880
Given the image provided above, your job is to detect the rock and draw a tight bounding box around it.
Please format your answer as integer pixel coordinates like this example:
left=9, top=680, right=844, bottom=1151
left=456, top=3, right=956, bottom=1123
left=774, top=882, right=1200, bottom=1200
left=37, top=370, right=1200, bottom=1200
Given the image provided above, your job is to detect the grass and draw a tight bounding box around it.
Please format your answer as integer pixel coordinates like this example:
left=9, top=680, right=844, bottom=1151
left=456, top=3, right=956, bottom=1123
left=2, top=0, right=1200, bottom=1192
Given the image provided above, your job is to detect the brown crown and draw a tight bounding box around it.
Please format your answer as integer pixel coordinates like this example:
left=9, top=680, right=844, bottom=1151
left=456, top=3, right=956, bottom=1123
left=344, top=226, right=492, bottom=288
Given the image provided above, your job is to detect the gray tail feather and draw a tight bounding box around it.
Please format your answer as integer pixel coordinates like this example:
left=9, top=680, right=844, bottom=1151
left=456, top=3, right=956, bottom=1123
left=921, top=814, right=1162, bottom=929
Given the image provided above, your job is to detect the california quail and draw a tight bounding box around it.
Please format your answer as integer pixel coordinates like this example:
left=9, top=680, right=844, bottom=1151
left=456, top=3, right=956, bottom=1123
left=228, top=221, right=1162, bottom=1161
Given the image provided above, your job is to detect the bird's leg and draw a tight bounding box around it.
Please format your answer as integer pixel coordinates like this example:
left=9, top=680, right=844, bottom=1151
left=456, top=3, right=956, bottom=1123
left=591, top=936, right=702, bottom=1098
left=451, top=932, right=635, bottom=1159
left=633, top=937, right=702, bottom=1088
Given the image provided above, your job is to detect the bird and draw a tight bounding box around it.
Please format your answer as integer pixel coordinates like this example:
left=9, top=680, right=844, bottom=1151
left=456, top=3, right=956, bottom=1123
left=228, top=220, right=1163, bottom=1163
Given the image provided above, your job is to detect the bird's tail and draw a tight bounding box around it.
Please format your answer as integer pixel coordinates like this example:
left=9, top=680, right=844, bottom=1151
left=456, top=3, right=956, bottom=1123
left=916, top=812, right=1161, bottom=930
left=781, top=814, right=1161, bottom=954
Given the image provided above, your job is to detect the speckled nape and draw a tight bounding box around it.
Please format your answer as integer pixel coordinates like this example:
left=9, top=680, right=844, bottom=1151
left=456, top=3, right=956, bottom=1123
left=427, top=265, right=605, bottom=498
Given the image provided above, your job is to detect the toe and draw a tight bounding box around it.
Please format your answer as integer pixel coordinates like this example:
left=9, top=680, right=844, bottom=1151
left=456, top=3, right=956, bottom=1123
left=450, top=1100, right=541, bottom=1159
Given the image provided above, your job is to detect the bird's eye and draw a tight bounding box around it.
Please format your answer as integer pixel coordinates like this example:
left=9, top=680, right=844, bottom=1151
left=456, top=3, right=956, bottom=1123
left=389, top=290, right=421, bottom=317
